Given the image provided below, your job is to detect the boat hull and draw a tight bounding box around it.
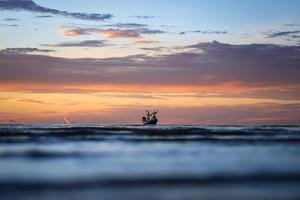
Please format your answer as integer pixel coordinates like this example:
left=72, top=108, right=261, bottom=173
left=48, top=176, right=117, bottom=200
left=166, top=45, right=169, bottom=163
left=143, top=118, right=158, bottom=125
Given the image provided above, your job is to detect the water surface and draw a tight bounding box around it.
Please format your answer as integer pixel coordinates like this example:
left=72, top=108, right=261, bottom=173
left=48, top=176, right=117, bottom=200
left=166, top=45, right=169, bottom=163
left=1, top=125, right=300, bottom=200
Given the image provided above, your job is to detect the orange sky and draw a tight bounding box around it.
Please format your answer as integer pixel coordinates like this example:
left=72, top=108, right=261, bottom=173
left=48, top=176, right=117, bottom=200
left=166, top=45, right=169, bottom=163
left=1, top=82, right=299, bottom=124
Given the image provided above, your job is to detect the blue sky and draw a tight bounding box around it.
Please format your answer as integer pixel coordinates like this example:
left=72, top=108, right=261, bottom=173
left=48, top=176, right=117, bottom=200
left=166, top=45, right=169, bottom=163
left=36, top=0, right=300, bottom=25
left=1, top=0, right=300, bottom=57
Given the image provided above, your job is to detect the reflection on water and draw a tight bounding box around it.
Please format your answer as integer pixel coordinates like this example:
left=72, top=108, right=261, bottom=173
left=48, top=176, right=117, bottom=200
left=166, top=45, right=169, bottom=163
left=0, top=125, right=300, bottom=200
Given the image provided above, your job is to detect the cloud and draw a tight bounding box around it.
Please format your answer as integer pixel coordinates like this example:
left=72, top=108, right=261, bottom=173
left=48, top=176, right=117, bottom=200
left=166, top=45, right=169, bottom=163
left=0, top=47, right=55, bottom=54
left=101, top=29, right=141, bottom=38
left=60, top=27, right=165, bottom=39
left=35, top=15, right=53, bottom=18
left=60, top=27, right=94, bottom=36
left=42, top=40, right=109, bottom=47
left=18, top=99, right=49, bottom=104
left=131, top=15, right=155, bottom=19
left=291, top=35, right=300, bottom=38
left=0, top=0, right=113, bottom=21
left=3, top=17, right=19, bottom=21
left=0, top=97, right=15, bottom=100
left=194, top=30, right=228, bottom=34
left=104, top=23, right=148, bottom=29
left=284, top=24, right=300, bottom=27
left=139, top=28, right=165, bottom=34
left=0, top=41, right=299, bottom=96
left=102, top=93, right=164, bottom=100
left=179, top=30, right=228, bottom=35
left=266, top=30, right=300, bottom=38
left=0, top=23, right=18, bottom=26
left=134, top=39, right=160, bottom=44
left=140, top=47, right=166, bottom=51
left=100, top=28, right=164, bottom=39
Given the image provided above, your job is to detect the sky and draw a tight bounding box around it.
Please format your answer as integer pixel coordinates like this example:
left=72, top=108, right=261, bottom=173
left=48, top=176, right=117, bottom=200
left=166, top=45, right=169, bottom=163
left=0, top=0, right=300, bottom=125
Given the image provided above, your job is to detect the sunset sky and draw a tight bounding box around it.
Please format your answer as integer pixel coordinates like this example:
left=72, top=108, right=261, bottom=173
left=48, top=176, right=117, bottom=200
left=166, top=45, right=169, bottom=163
left=0, top=0, right=300, bottom=124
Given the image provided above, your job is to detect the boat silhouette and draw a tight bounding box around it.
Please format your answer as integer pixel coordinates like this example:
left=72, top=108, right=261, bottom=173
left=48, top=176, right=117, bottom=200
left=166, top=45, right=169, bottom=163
left=142, top=110, right=158, bottom=125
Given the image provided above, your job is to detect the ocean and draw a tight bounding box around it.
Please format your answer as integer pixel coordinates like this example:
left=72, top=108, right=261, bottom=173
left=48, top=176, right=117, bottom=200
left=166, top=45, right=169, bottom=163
left=0, top=125, right=300, bottom=200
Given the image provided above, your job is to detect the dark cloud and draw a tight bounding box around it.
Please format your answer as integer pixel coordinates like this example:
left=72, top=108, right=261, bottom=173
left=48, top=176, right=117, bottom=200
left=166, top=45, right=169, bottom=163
left=0, top=47, right=55, bottom=54
left=183, top=41, right=300, bottom=86
left=0, top=0, right=113, bottom=21
left=35, top=15, right=53, bottom=18
left=266, top=30, right=300, bottom=38
left=0, top=41, right=299, bottom=96
left=42, top=40, right=109, bottom=48
left=139, top=28, right=165, bottom=34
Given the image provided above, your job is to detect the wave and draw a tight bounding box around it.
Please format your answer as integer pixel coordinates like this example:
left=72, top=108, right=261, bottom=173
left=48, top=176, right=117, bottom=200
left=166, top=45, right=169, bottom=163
left=1, top=173, right=300, bottom=189
left=1, top=125, right=300, bottom=143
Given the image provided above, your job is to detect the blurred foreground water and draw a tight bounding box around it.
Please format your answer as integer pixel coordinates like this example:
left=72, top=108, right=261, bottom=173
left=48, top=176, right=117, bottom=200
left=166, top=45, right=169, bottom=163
left=0, top=125, right=300, bottom=200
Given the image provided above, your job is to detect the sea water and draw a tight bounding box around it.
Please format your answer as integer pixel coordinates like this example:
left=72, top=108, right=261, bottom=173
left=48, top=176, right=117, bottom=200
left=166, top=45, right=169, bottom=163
left=0, top=125, right=300, bottom=200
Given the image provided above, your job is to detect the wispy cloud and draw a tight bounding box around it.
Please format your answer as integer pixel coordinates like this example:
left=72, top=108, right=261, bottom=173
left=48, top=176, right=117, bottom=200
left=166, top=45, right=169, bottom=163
left=60, top=27, right=165, bottom=40
left=265, top=30, right=300, bottom=38
left=0, top=23, right=18, bottom=27
left=42, top=40, right=110, bottom=47
left=291, top=35, right=300, bottom=38
left=102, top=93, right=164, bottom=100
left=179, top=30, right=228, bottom=35
left=101, top=29, right=141, bottom=38
left=284, top=24, right=300, bottom=27
left=60, top=27, right=94, bottom=36
left=18, top=99, right=49, bottom=104
left=130, top=15, right=155, bottom=19
left=0, top=47, right=55, bottom=54
left=35, top=15, right=53, bottom=18
left=134, top=39, right=160, bottom=44
left=104, top=23, right=148, bottom=29
left=3, top=17, right=19, bottom=21
left=140, top=47, right=166, bottom=51
left=0, top=0, right=113, bottom=21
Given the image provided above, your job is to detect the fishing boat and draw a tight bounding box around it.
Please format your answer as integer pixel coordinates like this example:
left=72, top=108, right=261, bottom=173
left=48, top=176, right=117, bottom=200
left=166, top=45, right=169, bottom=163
left=142, top=110, right=159, bottom=125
